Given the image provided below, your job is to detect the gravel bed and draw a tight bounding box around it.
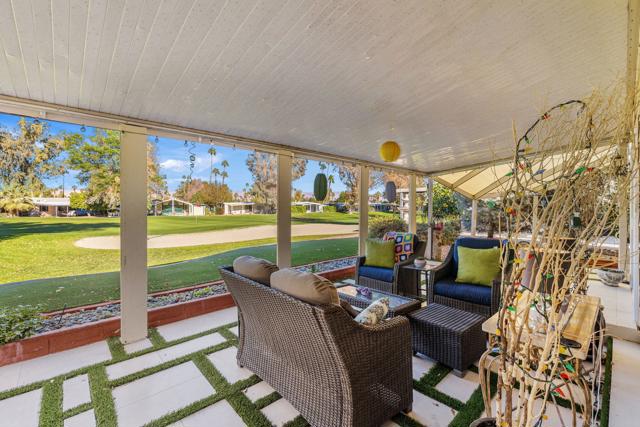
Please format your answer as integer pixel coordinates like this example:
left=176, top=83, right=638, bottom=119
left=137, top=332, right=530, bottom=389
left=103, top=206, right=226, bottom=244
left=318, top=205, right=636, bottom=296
left=37, top=283, right=227, bottom=333
left=35, top=258, right=356, bottom=334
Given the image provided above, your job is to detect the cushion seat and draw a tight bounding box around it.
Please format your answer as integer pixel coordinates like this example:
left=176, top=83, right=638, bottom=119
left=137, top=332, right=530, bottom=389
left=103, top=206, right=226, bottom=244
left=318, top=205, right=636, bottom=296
left=358, top=265, right=394, bottom=283
left=433, top=277, right=492, bottom=306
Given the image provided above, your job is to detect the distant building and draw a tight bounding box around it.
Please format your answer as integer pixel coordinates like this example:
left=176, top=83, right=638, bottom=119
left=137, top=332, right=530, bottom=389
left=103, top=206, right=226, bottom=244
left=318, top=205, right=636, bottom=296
left=223, top=202, right=256, bottom=215
left=151, top=197, right=205, bottom=216
left=397, top=187, right=428, bottom=222
left=30, top=197, right=70, bottom=216
left=292, top=201, right=325, bottom=213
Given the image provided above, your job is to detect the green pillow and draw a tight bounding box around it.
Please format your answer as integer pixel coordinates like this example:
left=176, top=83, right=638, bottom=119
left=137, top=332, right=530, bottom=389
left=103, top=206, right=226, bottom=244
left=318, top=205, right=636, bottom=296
left=364, top=239, right=396, bottom=269
left=455, top=246, right=501, bottom=286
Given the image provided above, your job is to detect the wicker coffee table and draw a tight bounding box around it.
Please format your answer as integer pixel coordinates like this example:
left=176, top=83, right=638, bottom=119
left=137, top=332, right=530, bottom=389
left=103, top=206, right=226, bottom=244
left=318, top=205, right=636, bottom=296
left=408, top=303, right=486, bottom=375
left=335, top=283, right=421, bottom=318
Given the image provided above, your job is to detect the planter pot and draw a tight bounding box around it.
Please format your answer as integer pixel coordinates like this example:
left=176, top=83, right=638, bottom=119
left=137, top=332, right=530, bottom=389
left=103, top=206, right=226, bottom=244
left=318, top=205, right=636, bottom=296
left=470, top=417, right=496, bottom=427
left=596, top=268, right=625, bottom=287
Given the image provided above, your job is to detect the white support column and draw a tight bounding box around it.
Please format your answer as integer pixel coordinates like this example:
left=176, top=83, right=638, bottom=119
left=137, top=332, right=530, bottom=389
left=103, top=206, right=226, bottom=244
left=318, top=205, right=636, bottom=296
left=277, top=151, right=292, bottom=268
left=631, top=121, right=640, bottom=328
left=408, top=174, right=417, bottom=233
left=119, top=125, right=148, bottom=344
left=426, top=177, right=434, bottom=259
left=471, top=199, right=478, bottom=236
left=358, top=165, right=369, bottom=256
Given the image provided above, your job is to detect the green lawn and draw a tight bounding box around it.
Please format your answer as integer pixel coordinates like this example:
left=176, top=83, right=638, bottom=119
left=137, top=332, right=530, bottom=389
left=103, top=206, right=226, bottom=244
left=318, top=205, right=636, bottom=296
left=0, top=237, right=357, bottom=311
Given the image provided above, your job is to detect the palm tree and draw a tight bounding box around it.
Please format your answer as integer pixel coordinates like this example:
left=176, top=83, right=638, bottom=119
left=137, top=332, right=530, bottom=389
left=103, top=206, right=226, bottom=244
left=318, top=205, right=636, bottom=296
left=0, top=185, right=33, bottom=216
left=221, top=171, right=229, bottom=185
left=327, top=174, right=335, bottom=202
left=212, top=168, right=221, bottom=184
left=221, top=159, right=229, bottom=170
left=208, top=147, right=217, bottom=183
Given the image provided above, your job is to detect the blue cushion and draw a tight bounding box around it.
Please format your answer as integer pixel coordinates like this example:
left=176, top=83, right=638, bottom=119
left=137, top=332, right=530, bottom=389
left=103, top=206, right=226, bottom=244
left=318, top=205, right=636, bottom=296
left=359, top=265, right=394, bottom=283
left=434, top=277, right=492, bottom=306
left=452, top=237, right=501, bottom=274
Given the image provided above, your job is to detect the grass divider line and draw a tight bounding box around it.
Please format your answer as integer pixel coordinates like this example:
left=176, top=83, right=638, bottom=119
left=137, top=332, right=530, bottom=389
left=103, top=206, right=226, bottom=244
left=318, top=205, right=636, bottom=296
left=147, top=328, right=167, bottom=347
left=282, top=414, right=310, bottom=427
left=39, top=377, right=63, bottom=427
left=600, top=336, right=613, bottom=427
left=253, top=391, right=282, bottom=410
left=62, top=401, right=93, bottom=419
left=412, top=379, right=465, bottom=411
left=88, top=366, right=117, bottom=427
left=107, top=336, right=127, bottom=361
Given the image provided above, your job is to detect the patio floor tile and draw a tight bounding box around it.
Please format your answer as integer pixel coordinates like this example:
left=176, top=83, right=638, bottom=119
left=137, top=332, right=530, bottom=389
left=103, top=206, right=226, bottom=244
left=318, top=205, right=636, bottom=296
left=230, top=326, right=239, bottom=336
left=113, top=362, right=214, bottom=427
left=156, top=307, right=238, bottom=341
left=243, top=381, right=276, bottom=403
left=412, top=354, right=436, bottom=380
left=107, top=333, right=225, bottom=380
left=207, top=347, right=253, bottom=384
left=64, top=409, right=96, bottom=427
left=435, top=370, right=479, bottom=403
left=170, top=400, right=246, bottom=427
left=123, top=338, right=153, bottom=354
left=63, top=373, right=91, bottom=411
left=0, top=341, right=111, bottom=392
left=0, top=388, right=42, bottom=427
left=261, top=398, right=300, bottom=427
left=407, top=390, right=457, bottom=427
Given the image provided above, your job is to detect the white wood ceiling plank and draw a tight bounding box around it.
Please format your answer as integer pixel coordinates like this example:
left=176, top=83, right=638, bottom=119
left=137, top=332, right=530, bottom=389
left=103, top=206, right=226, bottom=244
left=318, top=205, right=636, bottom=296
left=100, top=0, right=160, bottom=113
left=0, top=1, right=20, bottom=97
left=10, top=0, right=43, bottom=100
left=78, top=0, right=109, bottom=110
left=88, top=0, right=126, bottom=112
left=31, top=0, right=56, bottom=103
left=206, top=0, right=345, bottom=132
left=138, top=0, right=229, bottom=119
left=66, top=0, right=89, bottom=107
left=51, top=0, right=70, bottom=106
left=166, top=0, right=265, bottom=127
left=117, top=0, right=198, bottom=116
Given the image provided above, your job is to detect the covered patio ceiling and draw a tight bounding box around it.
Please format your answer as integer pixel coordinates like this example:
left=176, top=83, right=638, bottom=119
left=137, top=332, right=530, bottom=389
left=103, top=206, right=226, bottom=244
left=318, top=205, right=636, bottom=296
left=0, top=0, right=628, bottom=174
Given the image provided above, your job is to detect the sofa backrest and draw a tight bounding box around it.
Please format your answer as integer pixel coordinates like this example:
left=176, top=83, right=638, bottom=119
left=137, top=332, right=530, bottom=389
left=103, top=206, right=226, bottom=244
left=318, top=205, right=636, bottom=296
left=452, top=237, right=501, bottom=274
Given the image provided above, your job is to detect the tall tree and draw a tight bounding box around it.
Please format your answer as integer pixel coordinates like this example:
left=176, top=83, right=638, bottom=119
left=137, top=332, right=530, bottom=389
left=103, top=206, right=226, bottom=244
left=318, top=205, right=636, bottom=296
left=246, top=152, right=307, bottom=207
left=207, top=147, right=217, bottom=183
left=174, top=178, right=206, bottom=202
left=212, top=168, right=221, bottom=184
left=0, top=183, right=33, bottom=216
left=0, top=118, right=64, bottom=193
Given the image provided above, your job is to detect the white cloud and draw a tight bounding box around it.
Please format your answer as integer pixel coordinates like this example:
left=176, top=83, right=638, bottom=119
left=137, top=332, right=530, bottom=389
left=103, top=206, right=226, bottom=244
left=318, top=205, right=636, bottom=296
left=160, top=159, right=187, bottom=171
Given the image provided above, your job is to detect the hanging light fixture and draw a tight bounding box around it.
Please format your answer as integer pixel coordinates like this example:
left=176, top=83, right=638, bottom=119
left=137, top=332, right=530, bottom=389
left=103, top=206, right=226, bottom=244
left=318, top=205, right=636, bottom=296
left=379, top=140, right=401, bottom=162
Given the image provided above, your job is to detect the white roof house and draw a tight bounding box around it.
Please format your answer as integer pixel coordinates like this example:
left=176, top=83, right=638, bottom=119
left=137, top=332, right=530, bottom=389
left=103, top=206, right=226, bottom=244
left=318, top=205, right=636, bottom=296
left=30, top=197, right=70, bottom=207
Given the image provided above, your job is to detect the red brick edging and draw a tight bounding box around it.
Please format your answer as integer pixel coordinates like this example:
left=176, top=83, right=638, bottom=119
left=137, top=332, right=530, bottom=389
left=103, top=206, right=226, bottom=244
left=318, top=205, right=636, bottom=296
left=0, top=264, right=355, bottom=367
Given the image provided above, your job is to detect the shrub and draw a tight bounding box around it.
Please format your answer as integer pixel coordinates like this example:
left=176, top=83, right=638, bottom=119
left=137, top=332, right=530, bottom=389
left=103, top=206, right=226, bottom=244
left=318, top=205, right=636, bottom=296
left=322, top=205, right=336, bottom=213
left=437, top=220, right=461, bottom=247
left=0, top=305, right=43, bottom=345
left=291, top=205, right=307, bottom=214
left=368, top=216, right=408, bottom=238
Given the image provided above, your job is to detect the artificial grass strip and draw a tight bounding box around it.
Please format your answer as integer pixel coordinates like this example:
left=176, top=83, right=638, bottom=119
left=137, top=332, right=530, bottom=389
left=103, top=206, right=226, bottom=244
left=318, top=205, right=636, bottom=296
left=39, top=378, right=63, bottom=427
left=449, top=371, right=498, bottom=427
left=143, top=395, right=220, bottom=427
left=282, top=415, right=310, bottom=427
left=600, top=336, right=613, bottom=427
left=62, top=401, right=93, bottom=419
left=88, top=366, right=118, bottom=427
left=147, top=328, right=167, bottom=347
left=420, top=363, right=452, bottom=387
left=107, top=336, right=127, bottom=361
left=253, top=391, right=282, bottom=410
left=218, top=325, right=240, bottom=341
left=413, top=379, right=465, bottom=411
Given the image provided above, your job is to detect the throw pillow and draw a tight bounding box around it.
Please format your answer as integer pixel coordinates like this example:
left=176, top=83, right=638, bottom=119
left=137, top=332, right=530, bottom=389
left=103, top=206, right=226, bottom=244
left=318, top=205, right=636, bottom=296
left=364, top=239, right=396, bottom=268
left=354, top=298, right=390, bottom=325
left=455, top=246, right=501, bottom=286
left=232, top=255, right=279, bottom=286
left=270, top=268, right=340, bottom=305
left=383, top=232, right=415, bottom=262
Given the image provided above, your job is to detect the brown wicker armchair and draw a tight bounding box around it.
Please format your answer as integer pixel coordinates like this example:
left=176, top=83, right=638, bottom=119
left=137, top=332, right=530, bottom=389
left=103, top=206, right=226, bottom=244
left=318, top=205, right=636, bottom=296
left=219, top=266, right=413, bottom=427
left=427, top=237, right=503, bottom=317
left=355, top=237, right=426, bottom=296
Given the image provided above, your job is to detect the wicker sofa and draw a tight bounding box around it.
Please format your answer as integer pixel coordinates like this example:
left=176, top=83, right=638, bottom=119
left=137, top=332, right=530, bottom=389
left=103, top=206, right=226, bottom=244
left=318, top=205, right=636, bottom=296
left=219, top=265, right=413, bottom=427
left=427, top=237, right=503, bottom=317
left=355, top=236, right=426, bottom=296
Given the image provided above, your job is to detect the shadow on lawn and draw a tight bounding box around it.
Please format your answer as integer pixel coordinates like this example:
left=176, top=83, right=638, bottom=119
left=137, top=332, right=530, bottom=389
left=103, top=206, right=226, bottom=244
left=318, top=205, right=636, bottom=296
left=0, top=219, right=118, bottom=241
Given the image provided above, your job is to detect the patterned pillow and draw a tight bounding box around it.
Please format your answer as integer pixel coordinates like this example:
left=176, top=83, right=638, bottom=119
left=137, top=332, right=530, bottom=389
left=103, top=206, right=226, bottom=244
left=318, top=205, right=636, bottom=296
left=354, top=297, right=390, bottom=325
left=383, top=232, right=415, bottom=262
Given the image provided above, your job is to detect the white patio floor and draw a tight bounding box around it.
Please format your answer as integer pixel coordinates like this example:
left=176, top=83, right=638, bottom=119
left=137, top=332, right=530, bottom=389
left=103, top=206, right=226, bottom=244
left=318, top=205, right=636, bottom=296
left=0, top=306, right=637, bottom=427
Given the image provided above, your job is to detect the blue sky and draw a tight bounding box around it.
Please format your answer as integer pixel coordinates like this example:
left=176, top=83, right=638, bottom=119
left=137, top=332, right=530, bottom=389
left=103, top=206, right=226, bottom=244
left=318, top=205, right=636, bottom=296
left=0, top=113, right=348, bottom=195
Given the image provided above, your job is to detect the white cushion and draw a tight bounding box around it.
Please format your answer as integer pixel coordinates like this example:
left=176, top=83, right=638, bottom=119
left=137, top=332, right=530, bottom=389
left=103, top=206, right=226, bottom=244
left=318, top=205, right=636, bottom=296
left=355, top=298, right=389, bottom=325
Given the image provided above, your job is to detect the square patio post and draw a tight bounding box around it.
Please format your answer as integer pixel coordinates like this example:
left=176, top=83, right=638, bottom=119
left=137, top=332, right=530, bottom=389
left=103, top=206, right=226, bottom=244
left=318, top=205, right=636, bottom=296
left=426, top=177, right=434, bottom=259
left=277, top=151, right=292, bottom=267
left=408, top=174, right=417, bottom=233
left=471, top=199, right=478, bottom=236
left=358, top=165, right=369, bottom=256
left=119, top=125, right=148, bottom=343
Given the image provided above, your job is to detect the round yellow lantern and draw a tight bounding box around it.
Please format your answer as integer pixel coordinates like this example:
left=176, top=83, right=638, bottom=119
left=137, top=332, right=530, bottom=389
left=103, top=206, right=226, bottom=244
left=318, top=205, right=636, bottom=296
left=379, top=140, right=401, bottom=162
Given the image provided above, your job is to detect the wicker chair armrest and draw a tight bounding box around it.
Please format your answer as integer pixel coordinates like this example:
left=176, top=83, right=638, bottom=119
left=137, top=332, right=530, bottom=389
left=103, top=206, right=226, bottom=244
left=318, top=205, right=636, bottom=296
left=490, top=276, right=502, bottom=315
left=354, top=256, right=366, bottom=281
left=431, top=247, right=454, bottom=282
